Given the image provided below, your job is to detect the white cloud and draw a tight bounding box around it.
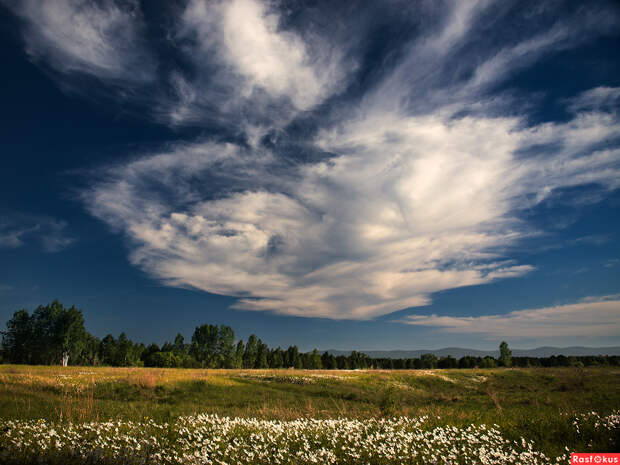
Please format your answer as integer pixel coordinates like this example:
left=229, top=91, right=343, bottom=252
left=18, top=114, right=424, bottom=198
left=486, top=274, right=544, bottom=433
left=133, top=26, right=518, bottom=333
left=0, top=230, right=26, bottom=249
left=164, top=0, right=351, bottom=129
left=84, top=92, right=619, bottom=319
left=0, top=216, right=75, bottom=253
left=3, top=0, right=154, bottom=81
left=219, top=0, right=344, bottom=110
left=568, top=86, right=620, bottom=113
left=362, top=2, right=619, bottom=119
left=39, top=221, right=76, bottom=252
left=400, top=296, right=620, bottom=339
left=424, top=0, right=491, bottom=53
left=62, top=1, right=620, bottom=320
left=461, top=8, right=617, bottom=95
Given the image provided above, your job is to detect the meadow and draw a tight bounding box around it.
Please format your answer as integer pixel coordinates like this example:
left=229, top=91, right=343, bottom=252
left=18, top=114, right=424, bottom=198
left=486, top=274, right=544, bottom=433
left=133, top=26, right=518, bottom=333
left=0, top=365, right=618, bottom=464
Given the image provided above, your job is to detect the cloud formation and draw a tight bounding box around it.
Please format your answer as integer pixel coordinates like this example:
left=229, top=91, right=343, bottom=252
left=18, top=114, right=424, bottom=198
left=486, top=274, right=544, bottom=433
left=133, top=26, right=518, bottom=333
left=400, top=295, right=620, bottom=339
left=8, top=0, right=618, bottom=319
left=84, top=90, right=619, bottom=319
left=3, top=0, right=154, bottom=82
left=0, top=215, right=75, bottom=253
left=214, top=0, right=344, bottom=110
left=163, top=0, right=351, bottom=131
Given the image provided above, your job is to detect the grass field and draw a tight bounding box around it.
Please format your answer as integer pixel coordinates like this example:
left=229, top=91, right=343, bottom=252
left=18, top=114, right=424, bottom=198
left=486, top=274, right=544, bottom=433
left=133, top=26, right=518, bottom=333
left=0, top=365, right=618, bottom=463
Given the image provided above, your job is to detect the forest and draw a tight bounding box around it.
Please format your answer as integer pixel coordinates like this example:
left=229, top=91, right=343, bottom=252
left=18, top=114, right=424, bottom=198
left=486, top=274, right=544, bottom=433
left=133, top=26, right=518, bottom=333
left=2, top=301, right=619, bottom=370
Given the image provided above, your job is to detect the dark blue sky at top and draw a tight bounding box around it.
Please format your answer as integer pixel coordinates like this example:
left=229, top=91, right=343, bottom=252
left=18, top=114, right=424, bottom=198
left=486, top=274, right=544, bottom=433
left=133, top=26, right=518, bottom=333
left=0, top=0, right=619, bottom=351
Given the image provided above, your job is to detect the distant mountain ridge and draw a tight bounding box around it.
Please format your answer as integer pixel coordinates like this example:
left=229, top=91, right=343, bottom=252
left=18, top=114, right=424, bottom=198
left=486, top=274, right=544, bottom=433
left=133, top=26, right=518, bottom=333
left=325, top=346, right=620, bottom=359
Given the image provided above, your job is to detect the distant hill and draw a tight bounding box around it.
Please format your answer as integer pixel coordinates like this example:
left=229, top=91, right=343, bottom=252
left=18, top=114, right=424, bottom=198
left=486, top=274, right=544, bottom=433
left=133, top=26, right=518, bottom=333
left=325, top=346, right=620, bottom=359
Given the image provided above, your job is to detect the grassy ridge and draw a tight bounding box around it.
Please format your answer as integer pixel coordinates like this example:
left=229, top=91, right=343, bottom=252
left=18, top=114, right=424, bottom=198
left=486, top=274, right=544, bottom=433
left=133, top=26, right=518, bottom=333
left=0, top=365, right=618, bottom=457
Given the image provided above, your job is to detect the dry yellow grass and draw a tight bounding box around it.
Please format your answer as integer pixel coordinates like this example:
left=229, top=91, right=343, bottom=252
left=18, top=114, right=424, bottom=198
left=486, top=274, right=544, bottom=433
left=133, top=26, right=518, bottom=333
left=1, top=364, right=618, bottom=457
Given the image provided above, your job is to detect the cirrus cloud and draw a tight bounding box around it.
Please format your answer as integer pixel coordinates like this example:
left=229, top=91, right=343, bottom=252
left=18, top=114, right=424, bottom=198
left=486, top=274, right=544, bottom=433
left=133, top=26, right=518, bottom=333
left=83, top=89, right=619, bottom=319
left=0, top=214, right=75, bottom=253
left=7, top=0, right=617, bottom=320
left=400, top=295, right=620, bottom=339
left=2, top=0, right=155, bottom=82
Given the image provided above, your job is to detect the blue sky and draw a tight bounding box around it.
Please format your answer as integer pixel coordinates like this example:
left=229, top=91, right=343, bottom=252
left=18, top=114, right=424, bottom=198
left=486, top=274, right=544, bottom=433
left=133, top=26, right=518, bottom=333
left=0, top=0, right=619, bottom=351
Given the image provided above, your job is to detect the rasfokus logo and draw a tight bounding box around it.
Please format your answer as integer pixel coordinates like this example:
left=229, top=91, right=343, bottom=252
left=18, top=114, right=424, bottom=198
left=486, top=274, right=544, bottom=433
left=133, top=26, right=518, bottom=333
left=572, top=454, right=620, bottom=464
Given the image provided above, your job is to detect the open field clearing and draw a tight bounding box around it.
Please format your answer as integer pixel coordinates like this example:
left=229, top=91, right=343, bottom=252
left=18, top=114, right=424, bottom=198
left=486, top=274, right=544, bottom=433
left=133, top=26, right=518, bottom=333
left=0, top=365, right=618, bottom=463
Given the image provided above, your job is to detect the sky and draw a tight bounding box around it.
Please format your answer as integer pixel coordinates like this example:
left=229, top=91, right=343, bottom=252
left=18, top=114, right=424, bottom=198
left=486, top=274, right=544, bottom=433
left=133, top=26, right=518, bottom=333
left=0, top=0, right=619, bottom=352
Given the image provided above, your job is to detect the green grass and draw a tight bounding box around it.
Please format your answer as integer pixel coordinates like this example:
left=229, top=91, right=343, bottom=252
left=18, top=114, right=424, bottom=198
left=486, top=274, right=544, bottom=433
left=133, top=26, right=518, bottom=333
left=0, top=365, right=618, bottom=457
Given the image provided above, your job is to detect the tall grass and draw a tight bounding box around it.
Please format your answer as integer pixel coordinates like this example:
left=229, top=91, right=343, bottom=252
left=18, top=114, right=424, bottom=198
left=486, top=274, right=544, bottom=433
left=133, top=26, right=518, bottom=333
left=0, top=365, right=618, bottom=457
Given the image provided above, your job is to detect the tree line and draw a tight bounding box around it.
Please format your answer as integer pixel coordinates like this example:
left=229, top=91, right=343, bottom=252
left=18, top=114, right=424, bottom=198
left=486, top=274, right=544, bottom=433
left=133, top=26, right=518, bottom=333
left=2, top=301, right=619, bottom=369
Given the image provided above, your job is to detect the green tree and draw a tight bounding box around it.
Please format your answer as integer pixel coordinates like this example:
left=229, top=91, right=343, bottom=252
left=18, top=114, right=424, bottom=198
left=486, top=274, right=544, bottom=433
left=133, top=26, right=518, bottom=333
left=76, top=333, right=101, bottom=365
left=2, top=301, right=89, bottom=366
left=499, top=341, right=512, bottom=367
left=438, top=356, right=458, bottom=369
left=114, top=333, right=143, bottom=366
left=255, top=339, right=269, bottom=368
left=99, top=334, right=118, bottom=365
left=300, top=352, right=311, bottom=369
left=173, top=333, right=186, bottom=355
left=285, top=345, right=301, bottom=368
left=243, top=335, right=258, bottom=368
left=234, top=340, right=245, bottom=368
left=55, top=304, right=87, bottom=366
left=321, top=351, right=337, bottom=369
left=1, top=309, right=33, bottom=364
left=420, top=353, right=438, bottom=369
left=348, top=351, right=371, bottom=369
left=150, top=351, right=182, bottom=368
left=117, top=333, right=132, bottom=366
left=191, top=324, right=219, bottom=367
left=217, top=325, right=236, bottom=368
left=336, top=355, right=349, bottom=369
left=33, top=301, right=87, bottom=365
left=142, top=343, right=161, bottom=367
left=310, top=349, right=322, bottom=369
left=270, top=347, right=284, bottom=368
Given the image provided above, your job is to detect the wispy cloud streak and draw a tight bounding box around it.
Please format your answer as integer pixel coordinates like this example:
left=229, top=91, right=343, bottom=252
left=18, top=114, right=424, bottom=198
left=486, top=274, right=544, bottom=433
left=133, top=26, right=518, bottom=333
left=2, top=0, right=155, bottom=82
left=0, top=215, right=75, bottom=253
left=400, top=296, right=620, bottom=339
left=161, top=0, right=352, bottom=133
